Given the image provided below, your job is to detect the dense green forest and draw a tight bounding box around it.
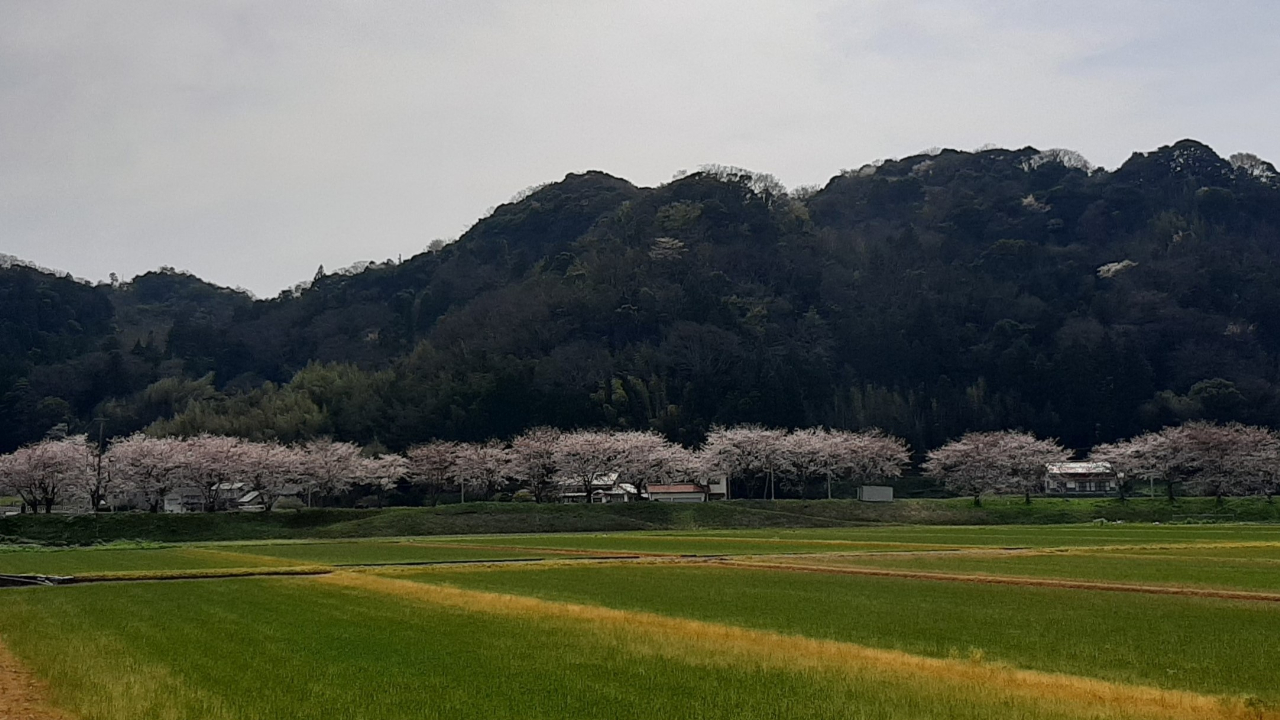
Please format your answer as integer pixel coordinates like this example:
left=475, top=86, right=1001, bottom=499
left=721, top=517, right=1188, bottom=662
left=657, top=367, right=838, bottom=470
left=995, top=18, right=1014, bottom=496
left=4, top=139, right=1280, bottom=456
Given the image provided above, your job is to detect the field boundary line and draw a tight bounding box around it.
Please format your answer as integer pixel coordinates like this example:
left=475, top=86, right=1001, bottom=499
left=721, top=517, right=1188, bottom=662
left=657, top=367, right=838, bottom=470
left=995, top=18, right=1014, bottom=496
left=314, top=571, right=1276, bottom=720
left=0, top=555, right=720, bottom=587
left=0, top=637, right=72, bottom=720
left=182, top=547, right=302, bottom=567
left=420, top=542, right=658, bottom=557
left=718, top=559, right=1280, bottom=602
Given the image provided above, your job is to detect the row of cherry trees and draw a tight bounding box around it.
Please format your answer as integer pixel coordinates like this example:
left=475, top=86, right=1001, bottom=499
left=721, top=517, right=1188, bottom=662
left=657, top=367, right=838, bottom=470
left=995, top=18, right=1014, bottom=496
left=407, top=426, right=910, bottom=503
left=0, top=426, right=911, bottom=512
left=10, top=421, right=1271, bottom=513
left=924, top=422, right=1280, bottom=504
left=0, top=434, right=406, bottom=514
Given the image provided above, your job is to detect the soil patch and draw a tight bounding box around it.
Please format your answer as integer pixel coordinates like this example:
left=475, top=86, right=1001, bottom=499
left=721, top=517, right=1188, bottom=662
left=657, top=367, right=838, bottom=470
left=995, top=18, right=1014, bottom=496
left=0, top=638, right=70, bottom=720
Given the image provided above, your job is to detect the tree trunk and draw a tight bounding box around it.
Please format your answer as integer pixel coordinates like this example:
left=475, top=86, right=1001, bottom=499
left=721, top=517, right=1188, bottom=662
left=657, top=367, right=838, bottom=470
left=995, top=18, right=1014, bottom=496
left=1024, top=488, right=1031, bottom=505
left=1166, top=479, right=1176, bottom=502
left=973, top=495, right=982, bottom=507
left=826, top=477, right=832, bottom=500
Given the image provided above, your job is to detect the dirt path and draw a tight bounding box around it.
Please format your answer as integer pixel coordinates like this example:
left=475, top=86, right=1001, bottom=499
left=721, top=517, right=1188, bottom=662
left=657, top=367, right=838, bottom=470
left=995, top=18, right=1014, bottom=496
left=315, top=571, right=1277, bottom=720
left=719, top=558, right=1280, bottom=602
left=0, top=639, right=70, bottom=720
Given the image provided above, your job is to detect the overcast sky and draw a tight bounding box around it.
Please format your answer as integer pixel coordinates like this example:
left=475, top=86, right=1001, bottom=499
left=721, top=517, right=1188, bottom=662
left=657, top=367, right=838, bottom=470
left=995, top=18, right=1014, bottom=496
left=2, top=1, right=1277, bottom=296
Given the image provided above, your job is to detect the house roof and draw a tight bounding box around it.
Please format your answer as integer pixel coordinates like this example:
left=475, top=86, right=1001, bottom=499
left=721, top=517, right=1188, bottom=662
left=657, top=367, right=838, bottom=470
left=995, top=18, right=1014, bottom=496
left=1045, top=462, right=1114, bottom=475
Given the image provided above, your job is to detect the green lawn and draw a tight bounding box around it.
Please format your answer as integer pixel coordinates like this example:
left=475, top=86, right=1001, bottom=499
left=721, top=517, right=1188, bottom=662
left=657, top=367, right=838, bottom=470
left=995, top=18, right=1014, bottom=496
left=398, top=563, right=1280, bottom=701
left=0, top=577, right=1127, bottom=720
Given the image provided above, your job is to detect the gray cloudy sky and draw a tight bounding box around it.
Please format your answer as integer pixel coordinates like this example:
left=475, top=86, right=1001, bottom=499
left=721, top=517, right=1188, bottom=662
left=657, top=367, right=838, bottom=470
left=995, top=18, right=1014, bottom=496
left=2, top=1, right=1277, bottom=296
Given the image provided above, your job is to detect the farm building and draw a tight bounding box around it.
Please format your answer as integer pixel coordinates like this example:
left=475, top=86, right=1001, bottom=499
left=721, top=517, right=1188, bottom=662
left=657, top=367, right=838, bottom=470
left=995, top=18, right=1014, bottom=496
left=1045, top=462, right=1120, bottom=495
left=646, top=483, right=710, bottom=503
left=558, top=472, right=641, bottom=503
left=857, top=485, right=894, bottom=502
left=162, top=488, right=204, bottom=513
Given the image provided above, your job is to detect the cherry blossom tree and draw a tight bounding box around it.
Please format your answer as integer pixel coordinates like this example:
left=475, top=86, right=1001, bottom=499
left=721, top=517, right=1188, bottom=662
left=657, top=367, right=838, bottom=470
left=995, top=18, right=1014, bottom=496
left=786, top=428, right=910, bottom=499
left=234, top=441, right=305, bottom=510
left=844, top=429, right=911, bottom=497
left=296, top=438, right=366, bottom=506
left=452, top=441, right=508, bottom=501
left=0, top=436, right=94, bottom=513
left=179, top=435, right=247, bottom=511
left=106, top=434, right=185, bottom=512
left=554, top=430, right=625, bottom=501
left=405, top=441, right=461, bottom=505
left=1090, top=429, right=1183, bottom=501
left=1176, top=422, right=1278, bottom=503
left=700, top=426, right=793, bottom=500
left=611, top=430, right=697, bottom=496
left=924, top=431, right=1069, bottom=505
left=508, top=427, right=562, bottom=502
left=365, top=453, right=409, bottom=488
left=1091, top=422, right=1280, bottom=502
left=54, top=435, right=105, bottom=511
left=787, top=428, right=840, bottom=497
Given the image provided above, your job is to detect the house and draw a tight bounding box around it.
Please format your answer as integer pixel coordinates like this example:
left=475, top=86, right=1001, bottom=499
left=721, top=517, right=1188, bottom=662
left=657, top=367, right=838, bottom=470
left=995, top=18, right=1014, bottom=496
left=236, top=490, right=268, bottom=512
left=211, top=482, right=251, bottom=510
left=163, top=487, right=204, bottom=513
left=1045, top=462, right=1120, bottom=495
left=557, top=472, right=642, bottom=503
left=705, top=475, right=728, bottom=501
left=646, top=483, right=709, bottom=503
left=597, top=483, right=640, bottom=503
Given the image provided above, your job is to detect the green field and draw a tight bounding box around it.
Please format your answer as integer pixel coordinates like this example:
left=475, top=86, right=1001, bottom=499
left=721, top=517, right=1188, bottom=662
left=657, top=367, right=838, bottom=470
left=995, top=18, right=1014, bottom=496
left=761, top=548, right=1280, bottom=592
left=1, top=522, right=1278, bottom=719
left=0, top=540, right=571, bottom=576
left=394, top=562, right=1280, bottom=701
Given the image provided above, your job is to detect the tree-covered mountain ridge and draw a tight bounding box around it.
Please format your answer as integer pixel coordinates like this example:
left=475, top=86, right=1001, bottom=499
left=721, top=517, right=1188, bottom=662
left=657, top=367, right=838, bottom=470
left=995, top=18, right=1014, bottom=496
left=5, top=139, right=1280, bottom=455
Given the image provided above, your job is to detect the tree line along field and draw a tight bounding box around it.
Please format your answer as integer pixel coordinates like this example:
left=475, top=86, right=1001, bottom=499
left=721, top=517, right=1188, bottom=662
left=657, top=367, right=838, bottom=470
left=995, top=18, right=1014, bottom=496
left=2, top=523, right=1280, bottom=719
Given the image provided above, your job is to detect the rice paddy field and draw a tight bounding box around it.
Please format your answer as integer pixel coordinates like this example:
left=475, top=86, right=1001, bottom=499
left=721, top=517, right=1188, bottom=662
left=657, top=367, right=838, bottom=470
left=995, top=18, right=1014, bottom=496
left=2, top=523, right=1279, bottom=719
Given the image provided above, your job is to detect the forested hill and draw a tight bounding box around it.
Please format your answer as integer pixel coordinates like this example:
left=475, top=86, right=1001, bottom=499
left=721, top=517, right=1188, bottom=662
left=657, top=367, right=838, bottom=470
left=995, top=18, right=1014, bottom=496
left=5, top=139, right=1280, bottom=455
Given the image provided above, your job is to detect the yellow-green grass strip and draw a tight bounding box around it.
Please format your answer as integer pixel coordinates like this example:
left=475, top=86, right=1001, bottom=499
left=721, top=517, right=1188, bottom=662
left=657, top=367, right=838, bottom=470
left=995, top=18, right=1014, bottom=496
left=317, top=571, right=1276, bottom=720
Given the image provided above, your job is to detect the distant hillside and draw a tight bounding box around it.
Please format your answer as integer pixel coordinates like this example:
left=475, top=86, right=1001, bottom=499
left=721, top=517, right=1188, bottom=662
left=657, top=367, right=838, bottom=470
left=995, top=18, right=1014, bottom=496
left=4, top=140, right=1280, bottom=454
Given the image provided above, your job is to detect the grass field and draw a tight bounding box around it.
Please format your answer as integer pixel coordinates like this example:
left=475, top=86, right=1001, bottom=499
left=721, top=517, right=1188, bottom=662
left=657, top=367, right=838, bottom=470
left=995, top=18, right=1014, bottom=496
left=1, top=521, right=1278, bottom=719
left=392, top=562, right=1280, bottom=701
left=757, top=548, right=1280, bottom=592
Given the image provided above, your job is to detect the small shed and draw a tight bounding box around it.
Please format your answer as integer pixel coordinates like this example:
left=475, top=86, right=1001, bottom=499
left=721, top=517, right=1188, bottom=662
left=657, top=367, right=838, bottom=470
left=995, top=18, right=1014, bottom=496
left=857, top=485, right=894, bottom=503
left=646, top=484, right=709, bottom=503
